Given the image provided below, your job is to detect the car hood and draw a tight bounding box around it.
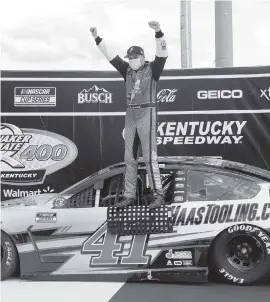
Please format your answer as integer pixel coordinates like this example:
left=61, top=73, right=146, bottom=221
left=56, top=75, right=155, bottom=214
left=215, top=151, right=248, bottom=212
left=1, top=193, right=57, bottom=208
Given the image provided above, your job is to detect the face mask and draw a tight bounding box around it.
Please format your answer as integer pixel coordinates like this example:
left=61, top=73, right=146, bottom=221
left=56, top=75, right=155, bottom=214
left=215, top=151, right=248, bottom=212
left=129, top=58, right=143, bottom=70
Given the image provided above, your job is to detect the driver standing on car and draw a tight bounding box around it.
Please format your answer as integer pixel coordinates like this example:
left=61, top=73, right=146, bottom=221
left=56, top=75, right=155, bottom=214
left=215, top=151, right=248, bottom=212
left=90, top=21, right=168, bottom=208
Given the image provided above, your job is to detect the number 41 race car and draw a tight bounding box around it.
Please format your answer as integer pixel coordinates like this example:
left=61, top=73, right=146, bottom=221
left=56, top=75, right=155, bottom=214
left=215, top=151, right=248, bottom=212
left=1, top=156, right=270, bottom=285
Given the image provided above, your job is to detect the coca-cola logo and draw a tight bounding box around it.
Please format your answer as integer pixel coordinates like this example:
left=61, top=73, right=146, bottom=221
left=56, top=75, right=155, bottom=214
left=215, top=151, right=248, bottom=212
left=157, top=89, right=178, bottom=103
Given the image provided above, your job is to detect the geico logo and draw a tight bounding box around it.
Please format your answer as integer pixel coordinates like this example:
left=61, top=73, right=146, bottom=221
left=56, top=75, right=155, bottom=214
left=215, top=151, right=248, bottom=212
left=197, top=90, right=243, bottom=99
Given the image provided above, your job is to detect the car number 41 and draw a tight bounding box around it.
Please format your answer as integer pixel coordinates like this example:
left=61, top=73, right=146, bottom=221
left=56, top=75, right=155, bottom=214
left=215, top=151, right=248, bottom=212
left=81, top=224, right=150, bottom=266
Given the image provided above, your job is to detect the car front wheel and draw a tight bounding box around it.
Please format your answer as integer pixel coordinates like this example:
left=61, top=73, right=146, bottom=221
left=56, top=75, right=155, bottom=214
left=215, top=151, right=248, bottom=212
left=1, top=231, right=18, bottom=280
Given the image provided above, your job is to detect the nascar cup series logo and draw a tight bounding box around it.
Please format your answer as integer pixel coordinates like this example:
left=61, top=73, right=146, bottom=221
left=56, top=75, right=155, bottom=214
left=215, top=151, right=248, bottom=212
left=0, top=123, right=78, bottom=185
left=78, top=85, right=112, bottom=104
left=14, top=87, right=56, bottom=107
left=156, top=120, right=247, bottom=145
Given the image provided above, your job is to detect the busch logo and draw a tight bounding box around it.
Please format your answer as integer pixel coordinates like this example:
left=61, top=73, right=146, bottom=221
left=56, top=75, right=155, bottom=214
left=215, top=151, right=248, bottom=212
left=260, top=87, right=270, bottom=100
left=197, top=90, right=243, bottom=99
left=157, top=89, right=177, bottom=103
left=78, top=85, right=112, bottom=104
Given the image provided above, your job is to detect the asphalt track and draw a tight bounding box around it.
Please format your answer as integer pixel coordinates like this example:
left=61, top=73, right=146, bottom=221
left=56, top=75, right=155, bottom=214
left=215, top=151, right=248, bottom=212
left=109, top=282, right=270, bottom=302
left=2, top=277, right=269, bottom=302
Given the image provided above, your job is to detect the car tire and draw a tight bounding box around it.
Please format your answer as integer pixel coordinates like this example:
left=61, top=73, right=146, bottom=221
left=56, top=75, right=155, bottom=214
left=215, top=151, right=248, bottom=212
left=1, top=231, right=18, bottom=280
left=210, top=224, right=270, bottom=285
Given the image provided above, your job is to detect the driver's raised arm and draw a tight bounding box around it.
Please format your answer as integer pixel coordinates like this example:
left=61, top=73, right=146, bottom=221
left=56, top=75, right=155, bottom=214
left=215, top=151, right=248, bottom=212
left=148, top=21, right=168, bottom=82
left=90, top=27, right=129, bottom=81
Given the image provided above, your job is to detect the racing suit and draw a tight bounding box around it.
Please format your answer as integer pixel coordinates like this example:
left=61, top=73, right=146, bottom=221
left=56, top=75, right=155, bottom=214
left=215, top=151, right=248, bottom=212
left=95, top=31, right=168, bottom=202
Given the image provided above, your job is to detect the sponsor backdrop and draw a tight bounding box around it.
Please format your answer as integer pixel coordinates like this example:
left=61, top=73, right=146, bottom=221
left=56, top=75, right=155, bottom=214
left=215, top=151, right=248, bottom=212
left=1, top=67, right=270, bottom=201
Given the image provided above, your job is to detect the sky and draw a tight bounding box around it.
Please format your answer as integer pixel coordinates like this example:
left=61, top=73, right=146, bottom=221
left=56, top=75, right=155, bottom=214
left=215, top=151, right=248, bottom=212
left=1, top=0, right=270, bottom=70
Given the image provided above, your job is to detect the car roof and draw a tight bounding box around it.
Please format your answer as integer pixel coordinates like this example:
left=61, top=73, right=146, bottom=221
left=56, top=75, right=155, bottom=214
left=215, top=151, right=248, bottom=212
left=106, top=156, right=270, bottom=181
left=51, top=156, right=269, bottom=202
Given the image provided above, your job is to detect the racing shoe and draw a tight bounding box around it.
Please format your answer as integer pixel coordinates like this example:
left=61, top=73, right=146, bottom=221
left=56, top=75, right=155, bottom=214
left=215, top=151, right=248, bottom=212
left=114, top=197, right=135, bottom=208
left=148, top=194, right=165, bottom=209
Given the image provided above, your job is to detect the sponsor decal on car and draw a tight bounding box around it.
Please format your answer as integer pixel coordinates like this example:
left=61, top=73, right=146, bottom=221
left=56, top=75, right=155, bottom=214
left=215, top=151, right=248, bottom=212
left=78, top=85, right=112, bottom=104
left=183, top=260, right=193, bottom=266
left=165, top=249, right=192, bottom=260
left=166, top=260, right=185, bottom=266
left=157, top=89, right=178, bottom=103
left=197, top=90, right=243, bottom=99
left=157, top=120, right=247, bottom=145
left=175, top=177, right=186, bottom=181
left=260, top=87, right=270, bottom=100
left=35, top=212, right=57, bottom=223
left=14, top=87, right=56, bottom=107
left=174, top=261, right=183, bottom=266
left=165, top=250, right=193, bottom=267
left=166, top=260, right=173, bottom=265
left=172, top=203, right=270, bottom=227
left=0, top=123, right=78, bottom=185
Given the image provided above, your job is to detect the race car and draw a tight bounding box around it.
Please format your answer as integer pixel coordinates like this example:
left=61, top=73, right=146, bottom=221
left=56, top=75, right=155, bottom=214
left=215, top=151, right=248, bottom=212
left=1, top=156, right=270, bottom=285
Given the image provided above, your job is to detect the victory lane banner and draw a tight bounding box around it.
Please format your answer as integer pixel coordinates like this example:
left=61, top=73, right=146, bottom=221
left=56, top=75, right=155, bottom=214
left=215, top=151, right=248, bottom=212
left=1, top=66, right=270, bottom=202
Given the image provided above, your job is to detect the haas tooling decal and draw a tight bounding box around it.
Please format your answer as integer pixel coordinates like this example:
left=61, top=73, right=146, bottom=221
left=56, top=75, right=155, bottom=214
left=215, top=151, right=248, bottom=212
left=0, top=123, right=78, bottom=185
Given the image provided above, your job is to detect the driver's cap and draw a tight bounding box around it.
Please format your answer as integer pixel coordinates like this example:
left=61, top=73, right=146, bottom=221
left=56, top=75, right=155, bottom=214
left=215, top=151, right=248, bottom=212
left=124, top=46, right=144, bottom=58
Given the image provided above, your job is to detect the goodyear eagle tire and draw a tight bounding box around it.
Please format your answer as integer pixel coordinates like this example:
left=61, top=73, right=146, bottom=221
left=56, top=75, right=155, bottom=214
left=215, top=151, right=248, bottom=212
left=1, top=231, right=18, bottom=280
left=210, top=224, right=270, bottom=285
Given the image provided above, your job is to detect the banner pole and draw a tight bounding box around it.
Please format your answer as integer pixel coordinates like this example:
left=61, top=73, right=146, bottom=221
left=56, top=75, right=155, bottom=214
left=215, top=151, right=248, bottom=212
left=214, top=0, right=234, bottom=67
left=180, top=0, right=192, bottom=68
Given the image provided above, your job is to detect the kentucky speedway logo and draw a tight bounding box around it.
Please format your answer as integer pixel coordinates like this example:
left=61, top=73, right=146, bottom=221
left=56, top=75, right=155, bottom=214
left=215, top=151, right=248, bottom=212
left=0, top=123, right=78, bottom=185
left=156, top=120, right=247, bottom=145
left=78, top=85, right=113, bottom=104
